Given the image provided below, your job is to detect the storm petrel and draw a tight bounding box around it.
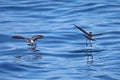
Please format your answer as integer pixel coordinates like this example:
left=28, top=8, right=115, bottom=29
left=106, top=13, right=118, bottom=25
left=74, top=25, right=96, bottom=47
left=12, top=35, right=43, bottom=51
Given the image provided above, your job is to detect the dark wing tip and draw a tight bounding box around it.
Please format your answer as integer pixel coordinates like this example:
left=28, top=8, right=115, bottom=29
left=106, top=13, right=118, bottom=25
left=92, top=33, right=103, bottom=37
left=36, top=35, right=44, bottom=39
left=74, top=25, right=90, bottom=36
left=12, top=35, right=25, bottom=39
left=32, top=35, right=44, bottom=41
left=74, top=24, right=79, bottom=29
left=74, top=24, right=82, bottom=30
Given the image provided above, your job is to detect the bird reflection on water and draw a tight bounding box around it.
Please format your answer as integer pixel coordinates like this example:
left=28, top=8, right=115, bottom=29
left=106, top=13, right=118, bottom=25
left=14, top=55, right=42, bottom=62
left=74, top=24, right=105, bottom=64
left=12, top=35, right=43, bottom=59
left=74, top=25, right=103, bottom=47
left=71, top=48, right=104, bottom=64
left=86, top=51, right=94, bottom=64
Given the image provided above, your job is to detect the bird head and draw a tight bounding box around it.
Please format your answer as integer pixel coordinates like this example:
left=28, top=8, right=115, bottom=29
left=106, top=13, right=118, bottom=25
left=89, top=32, right=92, bottom=37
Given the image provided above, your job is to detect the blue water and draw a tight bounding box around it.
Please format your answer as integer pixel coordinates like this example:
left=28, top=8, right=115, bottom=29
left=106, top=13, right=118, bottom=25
left=0, top=0, right=120, bottom=80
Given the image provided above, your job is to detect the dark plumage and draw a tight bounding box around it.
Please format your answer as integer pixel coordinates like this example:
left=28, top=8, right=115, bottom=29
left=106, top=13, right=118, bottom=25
left=74, top=25, right=90, bottom=36
left=12, top=35, right=43, bottom=51
left=12, top=35, right=43, bottom=43
left=74, top=25, right=95, bottom=47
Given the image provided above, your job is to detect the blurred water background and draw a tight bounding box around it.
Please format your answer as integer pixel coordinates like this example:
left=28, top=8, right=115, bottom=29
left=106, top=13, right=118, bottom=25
left=0, top=0, right=120, bottom=80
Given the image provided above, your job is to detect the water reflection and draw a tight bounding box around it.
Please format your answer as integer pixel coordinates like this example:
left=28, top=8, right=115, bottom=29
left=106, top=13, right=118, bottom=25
left=15, top=54, right=42, bottom=62
left=86, top=51, right=94, bottom=65
left=71, top=48, right=104, bottom=65
left=27, top=44, right=40, bottom=52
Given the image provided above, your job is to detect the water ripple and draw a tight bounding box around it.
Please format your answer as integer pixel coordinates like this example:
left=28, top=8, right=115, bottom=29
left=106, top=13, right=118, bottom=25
left=0, top=0, right=120, bottom=80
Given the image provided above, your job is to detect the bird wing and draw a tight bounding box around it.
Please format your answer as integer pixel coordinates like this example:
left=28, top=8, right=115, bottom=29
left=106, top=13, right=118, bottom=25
left=83, top=34, right=96, bottom=41
left=32, top=35, right=44, bottom=41
left=12, top=35, right=26, bottom=39
left=74, top=25, right=89, bottom=36
left=92, top=33, right=103, bottom=37
left=12, top=35, right=32, bottom=43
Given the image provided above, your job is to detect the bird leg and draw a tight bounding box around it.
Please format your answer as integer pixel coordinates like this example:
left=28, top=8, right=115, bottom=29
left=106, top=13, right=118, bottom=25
left=86, top=38, right=88, bottom=46
left=33, top=43, right=36, bottom=48
left=28, top=43, right=36, bottom=48
left=28, top=43, right=36, bottom=49
left=28, top=43, right=40, bottom=52
left=89, top=40, right=92, bottom=47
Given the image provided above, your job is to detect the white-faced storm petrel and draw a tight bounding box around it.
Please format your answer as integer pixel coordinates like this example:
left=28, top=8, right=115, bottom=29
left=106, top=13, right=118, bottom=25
left=74, top=25, right=96, bottom=47
left=12, top=35, right=43, bottom=51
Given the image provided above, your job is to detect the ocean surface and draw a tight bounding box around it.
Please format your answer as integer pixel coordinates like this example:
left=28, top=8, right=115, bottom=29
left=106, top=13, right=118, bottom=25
left=0, top=0, right=120, bottom=80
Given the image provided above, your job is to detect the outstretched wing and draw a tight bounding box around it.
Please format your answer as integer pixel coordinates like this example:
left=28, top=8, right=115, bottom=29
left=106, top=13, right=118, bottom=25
left=74, top=25, right=89, bottom=36
left=12, top=35, right=26, bottom=39
left=32, top=35, right=44, bottom=41
left=92, top=33, right=103, bottom=37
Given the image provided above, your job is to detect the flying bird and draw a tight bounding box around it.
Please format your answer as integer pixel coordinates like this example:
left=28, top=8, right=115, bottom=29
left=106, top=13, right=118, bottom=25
left=12, top=35, right=43, bottom=51
left=74, top=25, right=96, bottom=47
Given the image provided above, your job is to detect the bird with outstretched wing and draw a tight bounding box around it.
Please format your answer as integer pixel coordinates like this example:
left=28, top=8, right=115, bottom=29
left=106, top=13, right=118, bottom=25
left=12, top=35, right=43, bottom=51
left=74, top=25, right=97, bottom=47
